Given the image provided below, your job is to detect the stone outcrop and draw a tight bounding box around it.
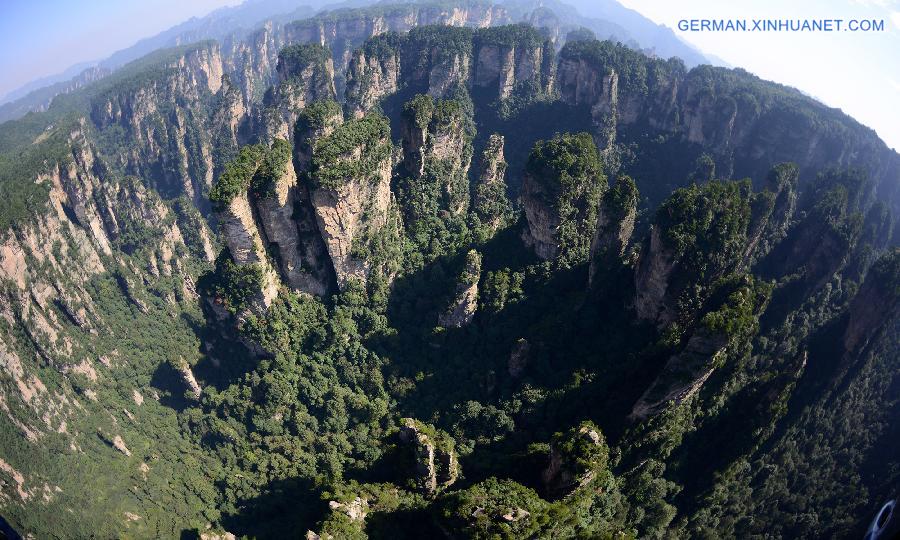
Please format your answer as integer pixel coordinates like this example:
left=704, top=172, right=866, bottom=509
left=589, top=175, right=638, bottom=287
left=472, top=24, right=555, bottom=101
left=556, top=39, right=900, bottom=224
left=542, top=422, right=609, bottom=498
left=399, top=418, right=459, bottom=496
left=439, top=250, right=481, bottom=328
left=252, top=143, right=316, bottom=293
left=399, top=94, right=471, bottom=216
left=521, top=133, right=606, bottom=264
left=633, top=226, right=678, bottom=324
left=262, top=44, right=336, bottom=141
left=633, top=179, right=778, bottom=327
left=344, top=34, right=402, bottom=118
left=90, top=41, right=226, bottom=201
left=472, top=134, right=511, bottom=234
left=629, top=329, right=729, bottom=420
left=308, top=112, right=397, bottom=288
left=741, top=163, right=799, bottom=266
left=631, top=275, right=770, bottom=420
left=175, top=358, right=203, bottom=400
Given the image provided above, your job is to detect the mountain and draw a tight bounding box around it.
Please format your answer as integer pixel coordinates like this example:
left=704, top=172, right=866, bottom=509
left=0, top=0, right=714, bottom=126
left=0, top=1, right=896, bottom=538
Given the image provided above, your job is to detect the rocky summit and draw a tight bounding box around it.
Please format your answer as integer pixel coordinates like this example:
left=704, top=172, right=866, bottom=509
left=0, top=1, right=897, bottom=538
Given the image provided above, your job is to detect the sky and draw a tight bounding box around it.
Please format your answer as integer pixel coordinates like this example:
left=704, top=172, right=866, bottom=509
left=0, top=0, right=241, bottom=100
left=0, top=0, right=898, bottom=150
left=616, top=0, right=900, bottom=150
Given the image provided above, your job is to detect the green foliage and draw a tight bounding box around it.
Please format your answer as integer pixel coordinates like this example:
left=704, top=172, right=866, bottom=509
left=474, top=23, right=546, bottom=49
left=277, top=43, right=331, bottom=78
left=310, top=112, right=392, bottom=191
left=208, top=139, right=293, bottom=206
left=254, top=138, right=292, bottom=198
left=551, top=421, right=610, bottom=477
left=657, top=179, right=754, bottom=280
left=208, top=144, right=267, bottom=206
left=526, top=132, right=607, bottom=267
left=867, top=247, right=900, bottom=297
left=360, top=31, right=404, bottom=60
left=0, top=130, right=65, bottom=229
left=402, top=94, right=435, bottom=130
left=204, top=251, right=266, bottom=315
left=437, top=477, right=551, bottom=539
left=296, top=99, right=342, bottom=134
left=405, top=25, right=474, bottom=65
left=700, top=274, right=773, bottom=338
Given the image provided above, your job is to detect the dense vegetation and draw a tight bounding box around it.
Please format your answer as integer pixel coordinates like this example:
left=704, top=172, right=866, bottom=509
left=0, top=10, right=896, bottom=540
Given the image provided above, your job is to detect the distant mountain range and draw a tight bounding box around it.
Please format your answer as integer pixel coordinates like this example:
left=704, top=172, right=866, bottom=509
left=0, top=0, right=715, bottom=124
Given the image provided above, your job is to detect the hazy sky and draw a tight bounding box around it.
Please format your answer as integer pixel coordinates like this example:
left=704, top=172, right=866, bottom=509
left=617, top=0, right=900, bottom=150
left=0, top=0, right=241, bottom=99
left=0, top=0, right=898, bottom=150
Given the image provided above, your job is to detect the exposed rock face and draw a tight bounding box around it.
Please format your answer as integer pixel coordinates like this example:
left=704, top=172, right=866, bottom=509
left=399, top=95, right=471, bottom=216
left=521, top=133, right=606, bottom=264
left=399, top=418, right=459, bottom=496
left=91, top=42, right=227, bottom=200
left=556, top=39, right=900, bottom=221
left=328, top=497, right=368, bottom=522
left=472, top=24, right=555, bottom=101
left=215, top=188, right=280, bottom=310
left=629, top=330, right=729, bottom=420
left=473, top=134, right=511, bottom=233
left=254, top=144, right=321, bottom=293
left=742, top=163, right=799, bottom=266
left=632, top=179, right=779, bottom=327
left=633, top=226, right=677, bottom=324
left=439, top=250, right=481, bottom=328
left=477, top=134, right=507, bottom=187
left=175, top=358, right=203, bottom=400
left=542, top=422, right=609, bottom=498
left=308, top=113, right=397, bottom=288
left=345, top=35, right=402, bottom=118
left=0, top=123, right=207, bottom=486
left=262, top=44, right=336, bottom=141
left=843, top=248, right=899, bottom=353
left=589, top=175, right=638, bottom=287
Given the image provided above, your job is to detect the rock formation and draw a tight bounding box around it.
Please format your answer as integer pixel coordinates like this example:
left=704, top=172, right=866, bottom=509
left=472, top=134, right=512, bottom=235
left=521, top=133, right=607, bottom=265
left=262, top=44, right=336, bottom=141
left=439, top=250, right=481, bottom=328
left=308, top=112, right=398, bottom=288
left=542, top=421, right=609, bottom=498
left=399, top=418, right=459, bottom=496
left=589, top=175, right=638, bottom=287
left=399, top=94, right=472, bottom=218
left=344, top=33, right=402, bottom=118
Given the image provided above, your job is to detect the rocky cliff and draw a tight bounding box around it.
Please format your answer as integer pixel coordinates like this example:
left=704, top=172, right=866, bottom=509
left=472, top=134, right=512, bottom=235
left=399, top=94, right=472, bottom=219
left=439, top=250, right=482, bottom=328
left=90, top=42, right=226, bottom=203
left=588, top=175, right=638, bottom=287
left=307, top=112, right=398, bottom=288
left=633, top=174, right=792, bottom=327
left=556, top=39, right=900, bottom=220
left=521, top=133, right=607, bottom=265
left=261, top=44, right=336, bottom=141
left=399, top=418, right=459, bottom=496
